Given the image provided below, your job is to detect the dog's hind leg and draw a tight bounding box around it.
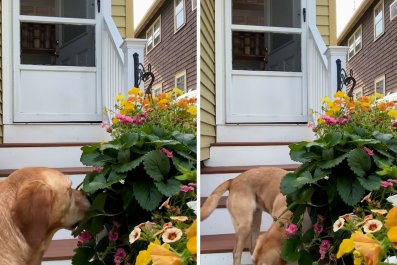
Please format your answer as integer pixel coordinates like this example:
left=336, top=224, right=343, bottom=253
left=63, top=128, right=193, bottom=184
left=250, top=208, right=262, bottom=254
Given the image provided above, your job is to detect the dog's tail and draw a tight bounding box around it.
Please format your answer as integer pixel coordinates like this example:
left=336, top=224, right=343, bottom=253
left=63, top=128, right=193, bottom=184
left=201, top=179, right=232, bottom=221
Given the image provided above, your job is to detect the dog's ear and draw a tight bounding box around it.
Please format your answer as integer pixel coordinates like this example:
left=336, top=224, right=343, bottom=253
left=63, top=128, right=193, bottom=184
left=11, top=181, right=54, bottom=247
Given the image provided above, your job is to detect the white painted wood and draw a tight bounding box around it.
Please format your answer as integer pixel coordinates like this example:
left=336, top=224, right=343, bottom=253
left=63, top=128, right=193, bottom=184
left=231, top=24, right=302, bottom=34
left=2, top=0, right=12, bottom=124
left=204, top=145, right=299, bottom=167
left=19, top=15, right=96, bottom=25
left=103, top=15, right=124, bottom=61
left=227, top=74, right=306, bottom=123
left=201, top=252, right=254, bottom=265
left=0, top=147, right=85, bottom=168
left=216, top=124, right=314, bottom=142
left=201, top=208, right=273, bottom=236
left=15, top=69, right=100, bottom=122
left=215, top=0, right=226, bottom=125
left=42, top=261, right=71, bottom=265
left=3, top=124, right=110, bottom=143
left=309, top=25, right=328, bottom=66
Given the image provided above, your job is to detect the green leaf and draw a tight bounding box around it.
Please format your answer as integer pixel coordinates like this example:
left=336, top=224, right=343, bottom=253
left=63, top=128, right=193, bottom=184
left=373, top=154, right=393, bottom=168
left=318, top=153, right=348, bottom=169
left=347, top=148, right=371, bottom=177
left=324, top=132, right=342, bottom=147
left=172, top=155, right=193, bottom=171
left=387, top=141, right=397, bottom=153
left=281, top=238, right=301, bottom=262
left=172, top=132, right=196, bottom=153
left=290, top=150, right=310, bottom=163
left=373, top=132, right=393, bottom=143
left=83, top=173, right=107, bottom=193
left=106, top=171, right=127, bottom=186
left=155, top=179, right=181, bottom=197
left=72, top=246, right=95, bottom=265
left=112, top=156, right=144, bottom=173
left=99, top=143, right=122, bottom=152
left=133, top=179, right=163, bottom=211
left=90, top=193, right=107, bottom=211
left=295, top=171, right=313, bottom=187
left=119, top=132, right=140, bottom=149
left=357, top=175, right=381, bottom=191
left=337, top=177, right=365, bottom=206
left=322, top=148, right=334, bottom=160
left=289, top=141, right=308, bottom=151
left=298, top=250, right=313, bottom=265
left=117, top=149, right=131, bottom=163
left=80, top=153, right=102, bottom=166
left=280, top=173, right=299, bottom=196
left=143, top=150, right=171, bottom=181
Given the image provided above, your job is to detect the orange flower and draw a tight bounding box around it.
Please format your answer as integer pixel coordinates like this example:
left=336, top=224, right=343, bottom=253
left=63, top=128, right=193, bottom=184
left=378, top=102, right=388, bottom=111
left=151, top=244, right=182, bottom=265
left=352, top=232, right=382, bottom=265
left=177, top=98, right=189, bottom=109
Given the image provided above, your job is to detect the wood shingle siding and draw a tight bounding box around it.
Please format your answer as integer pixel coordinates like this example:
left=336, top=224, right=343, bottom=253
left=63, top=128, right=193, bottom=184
left=339, top=0, right=397, bottom=96
left=0, top=0, right=2, bottom=143
left=137, top=0, right=197, bottom=93
left=317, top=0, right=337, bottom=45
left=200, top=0, right=215, bottom=161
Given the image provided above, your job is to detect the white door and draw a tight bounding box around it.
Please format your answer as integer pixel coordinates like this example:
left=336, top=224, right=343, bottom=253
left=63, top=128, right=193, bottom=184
left=14, top=0, right=102, bottom=122
left=225, top=0, right=307, bottom=123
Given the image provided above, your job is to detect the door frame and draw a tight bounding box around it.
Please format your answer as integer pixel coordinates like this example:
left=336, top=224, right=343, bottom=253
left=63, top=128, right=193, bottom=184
left=11, top=0, right=103, bottom=122
left=215, top=0, right=313, bottom=125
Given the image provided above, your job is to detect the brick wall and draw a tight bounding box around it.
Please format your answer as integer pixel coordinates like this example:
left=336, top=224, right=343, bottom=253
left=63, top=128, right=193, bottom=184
left=340, top=0, right=397, bottom=96
left=138, top=0, right=197, bottom=93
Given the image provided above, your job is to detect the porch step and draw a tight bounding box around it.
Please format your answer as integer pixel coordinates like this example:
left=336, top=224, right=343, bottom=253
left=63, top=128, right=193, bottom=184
left=216, top=124, right=314, bottom=143
left=201, top=233, right=246, bottom=254
left=204, top=144, right=299, bottom=167
left=0, top=145, right=89, bottom=169
left=43, top=239, right=76, bottom=261
left=201, top=252, right=254, bottom=265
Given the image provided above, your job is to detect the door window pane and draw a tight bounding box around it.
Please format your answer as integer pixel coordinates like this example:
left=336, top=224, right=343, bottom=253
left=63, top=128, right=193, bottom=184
left=232, top=31, right=301, bottom=72
left=20, top=0, right=95, bottom=19
left=232, top=0, right=301, bottom=28
left=21, top=23, right=96, bottom=66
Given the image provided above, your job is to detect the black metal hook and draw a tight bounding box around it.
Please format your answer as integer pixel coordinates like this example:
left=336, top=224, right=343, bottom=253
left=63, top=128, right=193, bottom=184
left=133, top=53, right=155, bottom=100
left=336, top=59, right=356, bottom=98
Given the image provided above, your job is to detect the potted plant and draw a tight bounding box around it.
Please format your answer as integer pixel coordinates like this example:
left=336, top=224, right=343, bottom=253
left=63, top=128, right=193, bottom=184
left=71, top=88, right=197, bottom=265
left=280, top=91, right=397, bottom=264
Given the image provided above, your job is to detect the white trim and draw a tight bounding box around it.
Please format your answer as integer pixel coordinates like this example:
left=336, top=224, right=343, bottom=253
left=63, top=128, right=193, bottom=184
left=374, top=74, right=386, bottom=95
left=175, top=70, right=187, bottom=92
left=353, top=87, right=363, bottom=99
left=152, top=83, right=163, bottom=96
left=347, top=25, right=362, bottom=60
left=19, top=15, right=96, bottom=25
left=231, top=25, right=302, bottom=34
left=146, top=15, right=161, bottom=54
left=192, top=0, right=197, bottom=11
left=215, top=0, right=226, bottom=125
left=231, top=70, right=303, bottom=77
left=373, top=0, right=385, bottom=41
left=19, top=65, right=97, bottom=72
left=2, top=0, right=12, bottom=124
left=174, top=0, right=186, bottom=33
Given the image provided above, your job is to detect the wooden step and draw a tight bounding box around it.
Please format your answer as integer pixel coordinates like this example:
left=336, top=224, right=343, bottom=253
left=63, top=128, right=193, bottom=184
left=201, top=164, right=300, bottom=174
left=201, top=196, right=227, bottom=208
left=211, top=142, right=295, bottom=147
left=201, top=234, right=249, bottom=254
left=0, top=142, right=96, bottom=148
left=0, top=167, right=94, bottom=177
left=43, top=239, right=77, bottom=260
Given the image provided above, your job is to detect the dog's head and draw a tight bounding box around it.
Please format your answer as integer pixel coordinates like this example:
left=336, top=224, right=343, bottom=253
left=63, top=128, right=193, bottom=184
left=10, top=168, right=90, bottom=247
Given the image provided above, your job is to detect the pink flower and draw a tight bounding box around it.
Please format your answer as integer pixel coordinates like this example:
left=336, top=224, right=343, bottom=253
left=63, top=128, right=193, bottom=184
left=93, top=166, right=104, bottom=172
left=319, top=240, right=331, bottom=260
left=114, top=248, right=127, bottom=265
left=307, top=122, right=314, bottom=128
left=363, top=147, right=374, bottom=156
left=314, top=223, right=324, bottom=234
left=112, top=220, right=121, bottom=229
left=77, top=231, right=92, bottom=244
left=160, top=148, right=173, bottom=158
left=321, top=115, right=338, bottom=125
left=180, top=185, right=194, bottom=193
left=388, top=179, right=397, bottom=184
left=116, top=114, right=134, bottom=124
left=188, top=182, right=196, bottom=187
left=381, top=181, right=393, bottom=188
left=285, top=223, right=298, bottom=236
left=317, top=214, right=326, bottom=222
left=108, top=230, right=119, bottom=242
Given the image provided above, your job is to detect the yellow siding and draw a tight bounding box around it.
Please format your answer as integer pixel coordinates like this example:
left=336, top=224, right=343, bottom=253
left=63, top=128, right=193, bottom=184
left=200, top=0, right=216, bottom=161
left=316, top=0, right=337, bottom=45
left=0, top=0, right=2, bottom=143
left=112, top=0, right=134, bottom=38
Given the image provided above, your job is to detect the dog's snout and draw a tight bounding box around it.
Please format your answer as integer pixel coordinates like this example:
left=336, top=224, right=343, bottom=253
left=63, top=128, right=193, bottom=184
left=74, top=190, right=90, bottom=212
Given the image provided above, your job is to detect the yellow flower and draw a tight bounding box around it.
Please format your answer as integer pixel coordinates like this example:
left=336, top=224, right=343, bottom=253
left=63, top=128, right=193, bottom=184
left=375, top=92, right=384, bottom=99
left=112, top=117, right=119, bottom=124
left=187, top=236, right=197, bottom=255
left=321, top=97, right=331, bottom=104
left=128, top=87, right=141, bottom=95
left=159, top=99, right=169, bottom=105
left=123, top=101, right=135, bottom=111
left=187, top=106, right=197, bottom=116
left=135, top=250, right=152, bottom=265
left=334, top=91, right=345, bottom=98
left=337, top=238, right=354, bottom=258
left=116, top=93, right=125, bottom=102
left=331, top=105, right=341, bottom=112
left=388, top=109, right=397, bottom=119
left=387, top=226, right=397, bottom=243
left=317, top=117, right=324, bottom=124
left=352, top=232, right=381, bottom=265
left=353, top=251, right=363, bottom=265
left=151, top=244, right=182, bottom=265
left=386, top=207, right=397, bottom=228
left=185, top=220, right=197, bottom=239
left=173, top=88, right=184, bottom=96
